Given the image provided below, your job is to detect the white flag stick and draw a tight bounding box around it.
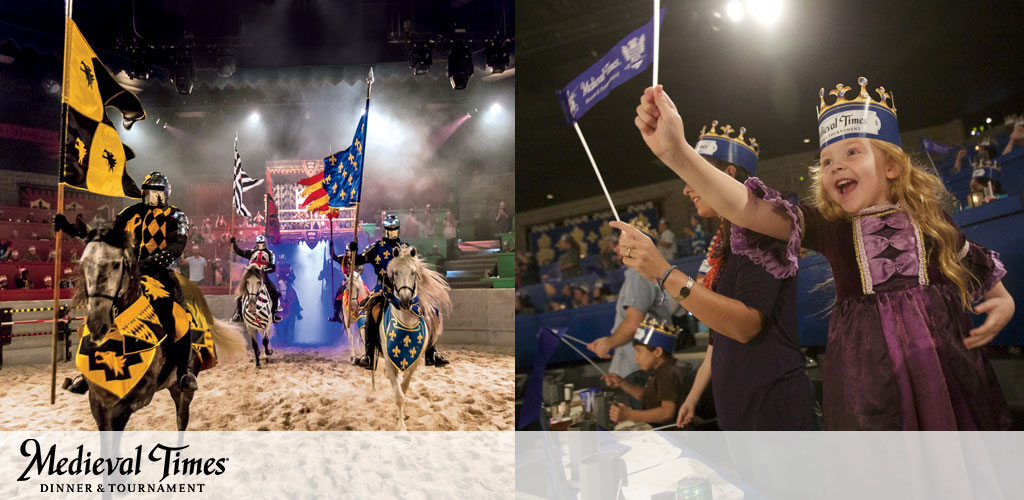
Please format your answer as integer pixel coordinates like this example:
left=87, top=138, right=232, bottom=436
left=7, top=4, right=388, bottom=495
left=573, top=121, right=621, bottom=221
left=652, top=0, right=660, bottom=87
left=558, top=334, right=608, bottom=376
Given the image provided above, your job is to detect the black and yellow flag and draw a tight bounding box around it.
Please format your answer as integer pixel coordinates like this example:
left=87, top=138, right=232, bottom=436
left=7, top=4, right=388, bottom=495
left=61, top=19, right=145, bottom=198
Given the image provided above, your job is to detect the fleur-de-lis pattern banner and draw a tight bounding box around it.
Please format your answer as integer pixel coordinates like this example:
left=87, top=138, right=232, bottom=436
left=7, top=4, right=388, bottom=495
left=529, top=208, right=658, bottom=266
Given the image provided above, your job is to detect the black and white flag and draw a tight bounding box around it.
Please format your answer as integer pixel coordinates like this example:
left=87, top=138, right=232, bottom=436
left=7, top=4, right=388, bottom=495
left=233, top=133, right=263, bottom=217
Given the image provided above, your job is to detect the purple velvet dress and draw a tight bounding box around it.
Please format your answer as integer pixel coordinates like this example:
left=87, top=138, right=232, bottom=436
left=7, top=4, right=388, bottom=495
left=732, top=178, right=1012, bottom=430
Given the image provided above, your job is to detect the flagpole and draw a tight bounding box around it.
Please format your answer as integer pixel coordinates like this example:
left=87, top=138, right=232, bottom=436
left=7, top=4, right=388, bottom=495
left=347, top=69, right=372, bottom=334
left=573, top=122, right=620, bottom=221
left=50, top=0, right=76, bottom=404
left=652, top=0, right=660, bottom=87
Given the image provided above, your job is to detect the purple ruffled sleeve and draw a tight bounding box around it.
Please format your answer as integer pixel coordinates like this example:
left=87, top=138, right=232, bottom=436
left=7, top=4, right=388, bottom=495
left=729, top=177, right=803, bottom=279
left=964, top=240, right=1007, bottom=304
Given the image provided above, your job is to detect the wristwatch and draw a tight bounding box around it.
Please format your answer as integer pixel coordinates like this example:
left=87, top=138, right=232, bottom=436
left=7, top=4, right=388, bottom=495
left=673, top=275, right=695, bottom=301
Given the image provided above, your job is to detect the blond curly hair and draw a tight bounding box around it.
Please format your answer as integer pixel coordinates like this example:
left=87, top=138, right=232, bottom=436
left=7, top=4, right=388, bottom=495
left=808, top=139, right=977, bottom=309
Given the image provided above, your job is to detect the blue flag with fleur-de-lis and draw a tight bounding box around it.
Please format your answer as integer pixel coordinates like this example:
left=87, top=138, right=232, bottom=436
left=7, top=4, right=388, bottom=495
left=325, top=101, right=368, bottom=209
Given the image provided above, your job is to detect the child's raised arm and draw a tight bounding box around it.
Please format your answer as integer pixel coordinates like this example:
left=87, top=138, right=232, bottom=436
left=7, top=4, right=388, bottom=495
left=635, top=85, right=793, bottom=242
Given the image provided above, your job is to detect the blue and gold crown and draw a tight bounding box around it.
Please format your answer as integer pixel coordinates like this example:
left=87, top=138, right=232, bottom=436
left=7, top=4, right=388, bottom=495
left=816, top=76, right=900, bottom=149
left=633, top=315, right=679, bottom=353
left=695, top=120, right=759, bottom=174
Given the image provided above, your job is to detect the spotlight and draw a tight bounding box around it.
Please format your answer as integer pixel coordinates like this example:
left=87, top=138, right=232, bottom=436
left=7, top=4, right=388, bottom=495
left=250, top=112, right=260, bottom=123
left=409, top=41, right=433, bottom=75
left=447, top=42, right=473, bottom=90
left=488, top=103, right=502, bottom=115
left=216, top=54, right=236, bottom=78
left=749, top=0, right=784, bottom=27
left=173, top=56, right=195, bottom=95
left=546, top=194, right=554, bottom=200
left=484, top=39, right=509, bottom=74
left=986, top=117, right=993, bottom=124
left=725, top=1, right=745, bottom=22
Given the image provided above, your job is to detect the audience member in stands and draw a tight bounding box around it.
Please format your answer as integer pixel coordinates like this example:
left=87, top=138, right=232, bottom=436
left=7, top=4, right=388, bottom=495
left=656, top=218, right=677, bottom=260
left=1004, top=115, right=1024, bottom=156
left=25, top=213, right=34, bottom=223
left=587, top=218, right=674, bottom=409
left=69, top=249, right=79, bottom=262
left=599, top=233, right=622, bottom=270
left=47, top=250, right=56, bottom=262
left=29, top=231, right=40, bottom=240
left=556, top=234, right=583, bottom=278
left=8, top=249, right=20, bottom=262
left=15, top=268, right=31, bottom=289
left=494, top=201, right=512, bottom=234
left=421, top=204, right=436, bottom=236
left=0, top=275, right=7, bottom=289
left=442, top=212, right=458, bottom=238
left=630, top=84, right=1012, bottom=430
left=43, top=275, right=53, bottom=289
left=953, top=137, right=1000, bottom=174
left=592, top=282, right=615, bottom=303
left=10, top=230, right=19, bottom=239
left=602, top=326, right=686, bottom=430
left=571, top=283, right=592, bottom=308
left=0, top=239, right=10, bottom=261
left=23, top=246, right=40, bottom=262
left=682, top=215, right=709, bottom=256
left=60, top=267, right=74, bottom=288
left=186, top=245, right=208, bottom=285
left=215, top=215, right=227, bottom=228
left=516, top=251, right=540, bottom=286
left=515, top=290, right=538, bottom=316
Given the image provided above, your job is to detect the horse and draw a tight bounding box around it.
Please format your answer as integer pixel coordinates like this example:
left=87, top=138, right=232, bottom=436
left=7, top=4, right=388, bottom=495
left=73, top=226, right=244, bottom=431
left=237, top=264, right=274, bottom=367
left=340, top=267, right=370, bottom=364
left=373, top=246, right=452, bottom=430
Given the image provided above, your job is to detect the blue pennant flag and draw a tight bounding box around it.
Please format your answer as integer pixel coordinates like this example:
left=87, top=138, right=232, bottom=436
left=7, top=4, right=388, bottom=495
left=919, top=137, right=960, bottom=156
left=325, top=105, right=368, bottom=209
left=555, top=9, right=665, bottom=125
left=518, top=327, right=567, bottom=430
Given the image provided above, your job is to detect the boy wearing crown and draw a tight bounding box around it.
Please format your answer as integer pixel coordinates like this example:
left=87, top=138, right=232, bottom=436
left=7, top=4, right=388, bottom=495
left=602, top=319, right=685, bottom=429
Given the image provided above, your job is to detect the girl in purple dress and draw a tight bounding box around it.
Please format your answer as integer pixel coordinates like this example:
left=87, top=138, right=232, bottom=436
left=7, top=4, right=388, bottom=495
left=612, top=123, right=816, bottom=430
left=627, top=80, right=1014, bottom=430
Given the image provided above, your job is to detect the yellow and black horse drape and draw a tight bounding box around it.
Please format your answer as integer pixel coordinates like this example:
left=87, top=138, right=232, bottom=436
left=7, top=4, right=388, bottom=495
left=61, top=18, right=144, bottom=199
left=76, top=275, right=216, bottom=399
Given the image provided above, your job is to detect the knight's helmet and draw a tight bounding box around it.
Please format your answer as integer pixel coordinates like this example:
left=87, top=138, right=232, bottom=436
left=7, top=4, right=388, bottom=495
left=255, top=234, right=267, bottom=248
left=141, top=172, right=171, bottom=207
left=382, top=214, right=400, bottom=241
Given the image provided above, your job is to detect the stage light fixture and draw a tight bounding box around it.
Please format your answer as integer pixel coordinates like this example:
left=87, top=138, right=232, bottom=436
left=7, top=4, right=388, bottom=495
left=748, top=0, right=784, bottom=27
left=726, top=1, right=745, bottom=22
left=447, top=42, right=473, bottom=90
left=409, top=41, right=433, bottom=75
left=173, top=56, right=195, bottom=95
left=986, top=117, right=993, bottom=124
left=250, top=112, right=260, bottom=123
left=484, top=39, right=509, bottom=74
left=489, top=103, right=502, bottom=115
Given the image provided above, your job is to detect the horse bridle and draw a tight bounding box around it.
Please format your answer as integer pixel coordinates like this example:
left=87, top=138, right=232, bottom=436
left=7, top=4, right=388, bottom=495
left=86, top=257, right=130, bottom=306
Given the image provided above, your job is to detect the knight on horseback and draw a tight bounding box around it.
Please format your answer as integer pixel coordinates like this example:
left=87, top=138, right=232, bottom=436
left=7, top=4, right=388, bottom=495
left=347, top=214, right=449, bottom=370
left=56, top=171, right=199, bottom=393
left=230, top=234, right=282, bottom=323
left=329, top=240, right=369, bottom=324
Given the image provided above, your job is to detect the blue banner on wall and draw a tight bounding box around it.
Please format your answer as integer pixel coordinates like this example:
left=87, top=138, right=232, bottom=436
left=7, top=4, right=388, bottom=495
left=529, top=208, right=659, bottom=267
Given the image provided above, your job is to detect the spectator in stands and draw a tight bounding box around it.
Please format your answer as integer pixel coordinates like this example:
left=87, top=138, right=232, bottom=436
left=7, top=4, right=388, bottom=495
left=23, top=246, right=40, bottom=262
left=186, top=245, right=208, bottom=285
left=494, top=201, right=512, bottom=234
left=29, top=231, right=40, bottom=240
left=587, top=219, right=674, bottom=409
left=8, top=249, right=20, bottom=262
left=600, top=233, right=622, bottom=270
left=69, top=249, right=79, bottom=263
left=442, top=212, right=458, bottom=238
left=0, top=239, right=10, bottom=261
left=47, top=249, right=56, bottom=262
left=571, top=283, right=592, bottom=308
left=602, top=325, right=686, bottom=430
left=10, top=230, right=19, bottom=239
left=1004, top=115, right=1024, bottom=156
left=25, top=213, right=34, bottom=223
left=953, top=138, right=1000, bottom=174
left=682, top=215, right=709, bottom=256
left=556, top=234, right=583, bottom=278
left=60, top=267, right=74, bottom=288
left=43, top=275, right=53, bottom=289
left=0, top=275, right=6, bottom=289
left=516, top=251, right=540, bottom=286
left=515, top=290, right=538, bottom=316
left=422, top=204, right=436, bottom=236
left=656, top=218, right=677, bottom=260
left=215, top=215, right=227, bottom=228
left=15, top=268, right=31, bottom=289
left=405, top=208, right=421, bottom=238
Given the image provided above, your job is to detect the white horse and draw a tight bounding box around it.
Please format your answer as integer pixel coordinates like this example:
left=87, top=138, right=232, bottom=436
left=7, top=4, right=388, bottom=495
left=237, top=264, right=273, bottom=367
left=373, top=246, right=452, bottom=430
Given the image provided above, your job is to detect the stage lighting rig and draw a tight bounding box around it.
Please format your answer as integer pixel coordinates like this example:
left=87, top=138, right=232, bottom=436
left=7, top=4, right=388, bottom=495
left=409, top=40, right=434, bottom=75
left=484, top=39, right=509, bottom=74
left=173, top=54, right=195, bottom=95
left=216, top=52, right=236, bottom=78
left=447, top=41, right=473, bottom=90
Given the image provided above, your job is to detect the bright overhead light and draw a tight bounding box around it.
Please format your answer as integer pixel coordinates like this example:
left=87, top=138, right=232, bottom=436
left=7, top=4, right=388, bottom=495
left=986, top=117, right=992, bottom=124
left=726, top=1, right=745, bottom=22
left=489, top=103, right=502, bottom=115
left=546, top=194, right=554, bottom=200
left=802, top=138, right=811, bottom=143
left=748, top=0, right=784, bottom=27
left=249, top=112, right=260, bottom=123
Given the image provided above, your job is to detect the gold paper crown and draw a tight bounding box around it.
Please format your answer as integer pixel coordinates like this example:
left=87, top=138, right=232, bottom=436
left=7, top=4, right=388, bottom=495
left=628, top=217, right=657, bottom=238
left=698, top=120, right=760, bottom=156
left=816, top=76, right=897, bottom=119
left=1005, top=114, right=1024, bottom=127
left=639, top=316, right=681, bottom=336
